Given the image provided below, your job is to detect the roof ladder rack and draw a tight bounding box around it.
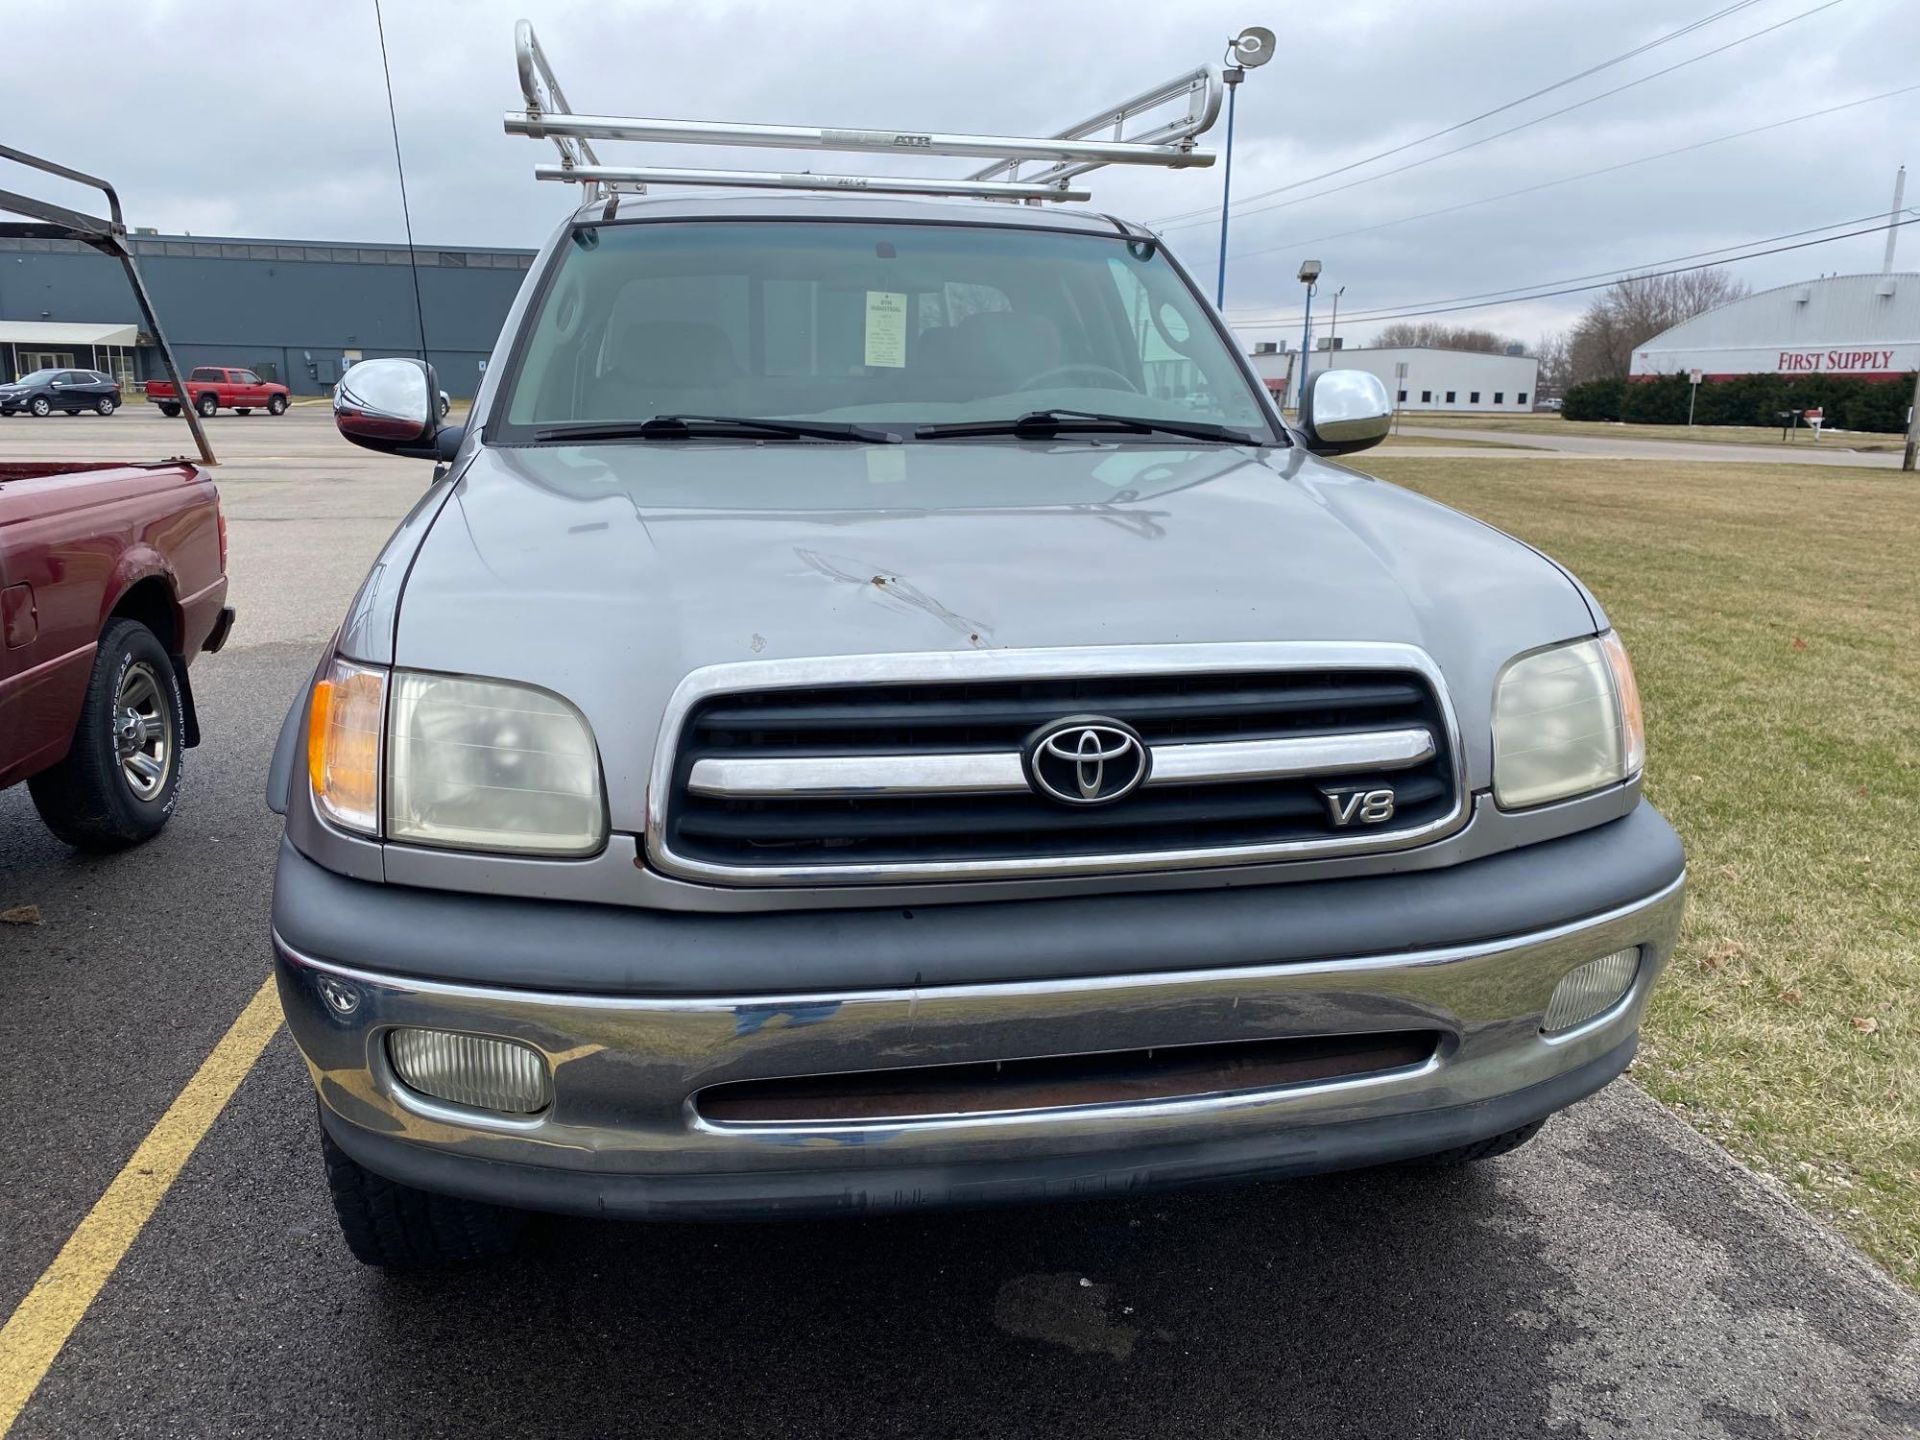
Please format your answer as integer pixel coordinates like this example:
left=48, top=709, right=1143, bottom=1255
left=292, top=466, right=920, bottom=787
left=506, top=20, right=1223, bottom=205
left=0, top=143, right=216, bottom=467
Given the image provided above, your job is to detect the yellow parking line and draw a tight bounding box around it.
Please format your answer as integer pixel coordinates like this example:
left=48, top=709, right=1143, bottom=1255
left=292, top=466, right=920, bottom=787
left=0, top=977, right=282, bottom=1435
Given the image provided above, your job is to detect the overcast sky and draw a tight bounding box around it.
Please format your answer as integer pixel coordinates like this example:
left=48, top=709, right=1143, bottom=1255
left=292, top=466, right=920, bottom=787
left=10, top=0, right=1917, bottom=347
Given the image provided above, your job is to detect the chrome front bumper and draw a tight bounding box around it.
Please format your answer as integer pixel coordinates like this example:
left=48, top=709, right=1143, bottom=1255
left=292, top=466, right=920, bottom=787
left=276, top=872, right=1684, bottom=1218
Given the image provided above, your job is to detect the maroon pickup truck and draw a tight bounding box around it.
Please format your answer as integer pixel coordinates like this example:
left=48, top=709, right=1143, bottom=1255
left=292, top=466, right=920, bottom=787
left=1, top=144, right=233, bottom=848
left=1, top=461, right=231, bottom=846
left=146, top=366, right=290, bottom=418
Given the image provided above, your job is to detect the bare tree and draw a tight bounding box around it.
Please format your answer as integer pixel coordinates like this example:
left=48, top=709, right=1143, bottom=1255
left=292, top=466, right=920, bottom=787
left=1371, top=321, right=1518, bottom=354
left=1532, top=331, right=1572, bottom=396
left=1565, top=268, right=1746, bottom=384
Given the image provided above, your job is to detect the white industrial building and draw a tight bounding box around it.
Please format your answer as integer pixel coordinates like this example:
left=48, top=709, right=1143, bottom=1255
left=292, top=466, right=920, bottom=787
left=1246, top=344, right=1541, bottom=413
left=1629, top=272, right=1920, bottom=381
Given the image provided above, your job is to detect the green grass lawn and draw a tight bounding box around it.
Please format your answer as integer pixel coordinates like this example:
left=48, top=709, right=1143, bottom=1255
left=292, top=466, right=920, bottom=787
left=1360, top=454, right=1920, bottom=1289
left=1399, top=412, right=1906, bottom=451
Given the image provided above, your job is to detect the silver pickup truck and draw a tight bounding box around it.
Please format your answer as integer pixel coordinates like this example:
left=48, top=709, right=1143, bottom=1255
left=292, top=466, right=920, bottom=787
left=266, top=35, right=1682, bottom=1269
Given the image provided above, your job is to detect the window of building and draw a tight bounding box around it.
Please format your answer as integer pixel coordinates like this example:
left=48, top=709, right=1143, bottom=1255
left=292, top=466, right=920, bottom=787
left=1445, top=390, right=1456, bottom=403
left=1396, top=389, right=1407, bottom=403
left=1518, top=391, right=1529, bottom=405
left=1469, top=391, right=1481, bottom=404
left=1493, top=391, right=1504, bottom=404
left=1421, top=389, right=1432, bottom=403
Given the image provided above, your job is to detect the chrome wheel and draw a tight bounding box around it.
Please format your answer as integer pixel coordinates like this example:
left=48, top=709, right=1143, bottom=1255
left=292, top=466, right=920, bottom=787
left=112, top=661, right=172, bottom=801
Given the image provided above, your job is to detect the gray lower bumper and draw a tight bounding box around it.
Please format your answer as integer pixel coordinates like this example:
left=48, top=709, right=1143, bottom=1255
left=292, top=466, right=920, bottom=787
left=273, top=809, right=1685, bottom=1220
left=317, top=1034, right=1638, bottom=1221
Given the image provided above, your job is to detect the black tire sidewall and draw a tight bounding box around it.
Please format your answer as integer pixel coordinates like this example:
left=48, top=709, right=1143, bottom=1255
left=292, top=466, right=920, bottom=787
left=91, top=626, right=184, bottom=829
left=29, top=620, right=184, bottom=848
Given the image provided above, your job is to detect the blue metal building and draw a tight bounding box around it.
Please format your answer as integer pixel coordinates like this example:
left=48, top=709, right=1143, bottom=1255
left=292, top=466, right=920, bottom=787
left=0, top=232, right=534, bottom=397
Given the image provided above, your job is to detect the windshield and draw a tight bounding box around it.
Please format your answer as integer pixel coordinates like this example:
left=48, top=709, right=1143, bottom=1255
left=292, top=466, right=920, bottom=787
left=10, top=370, right=57, bottom=386
left=496, top=220, right=1276, bottom=443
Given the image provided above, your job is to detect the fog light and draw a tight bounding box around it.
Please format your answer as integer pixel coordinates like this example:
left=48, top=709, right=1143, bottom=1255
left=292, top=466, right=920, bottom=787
left=387, top=1028, right=552, bottom=1114
left=1543, top=948, right=1641, bottom=1034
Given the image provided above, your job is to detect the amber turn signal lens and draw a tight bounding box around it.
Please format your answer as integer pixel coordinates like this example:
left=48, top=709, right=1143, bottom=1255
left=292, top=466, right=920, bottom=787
left=1598, top=630, right=1646, bottom=777
left=307, top=657, right=386, bottom=834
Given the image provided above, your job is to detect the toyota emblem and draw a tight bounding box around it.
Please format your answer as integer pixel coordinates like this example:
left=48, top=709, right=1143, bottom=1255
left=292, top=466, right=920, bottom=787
left=1023, top=716, right=1150, bottom=806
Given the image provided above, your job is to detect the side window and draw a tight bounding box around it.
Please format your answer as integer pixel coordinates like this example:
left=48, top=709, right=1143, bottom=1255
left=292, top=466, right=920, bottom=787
left=1396, top=389, right=1407, bottom=403
left=1493, top=391, right=1504, bottom=404
left=1421, top=390, right=1432, bottom=403
left=583, top=273, right=753, bottom=418
left=191, top=368, right=221, bottom=382
left=1445, top=390, right=1456, bottom=403
left=1104, top=257, right=1209, bottom=409
left=938, top=281, right=1011, bottom=327
left=1518, top=391, right=1529, bottom=405
left=1469, top=391, right=1481, bottom=404
left=909, top=282, right=1013, bottom=355
left=238, top=371, right=261, bottom=385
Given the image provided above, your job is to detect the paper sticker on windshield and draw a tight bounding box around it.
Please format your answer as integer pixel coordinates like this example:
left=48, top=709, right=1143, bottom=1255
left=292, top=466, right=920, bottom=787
left=864, top=291, right=907, bottom=369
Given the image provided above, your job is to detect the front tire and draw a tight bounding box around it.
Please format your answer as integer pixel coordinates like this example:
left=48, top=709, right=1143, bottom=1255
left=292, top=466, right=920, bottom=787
left=321, top=1129, right=527, bottom=1269
left=28, top=396, right=50, bottom=417
left=196, top=392, right=219, bottom=418
left=28, top=618, right=184, bottom=851
left=267, top=394, right=288, bottom=415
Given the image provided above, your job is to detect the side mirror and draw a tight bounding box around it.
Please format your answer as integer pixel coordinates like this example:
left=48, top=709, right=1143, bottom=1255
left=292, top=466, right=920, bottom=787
left=1299, top=369, right=1392, bottom=457
left=335, top=357, right=440, bottom=459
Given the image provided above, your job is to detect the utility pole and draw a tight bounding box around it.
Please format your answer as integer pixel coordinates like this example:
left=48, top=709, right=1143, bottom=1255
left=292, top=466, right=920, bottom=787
left=1904, top=366, right=1919, bottom=471
left=1884, top=165, right=1907, bottom=274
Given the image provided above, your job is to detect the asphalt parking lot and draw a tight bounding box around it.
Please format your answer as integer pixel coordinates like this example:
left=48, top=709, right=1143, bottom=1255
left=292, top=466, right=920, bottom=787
left=3, top=406, right=1919, bottom=1438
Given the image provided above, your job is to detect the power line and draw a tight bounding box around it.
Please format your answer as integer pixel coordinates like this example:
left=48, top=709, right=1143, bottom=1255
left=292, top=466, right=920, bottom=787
left=1155, top=0, right=1848, bottom=236
left=1222, top=208, right=1901, bottom=325
left=1214, top=80, right=1920, bottom=266
left=1224, top=214, right=1920, bottom=331
left=1146, top=0, right=1772, bottom=228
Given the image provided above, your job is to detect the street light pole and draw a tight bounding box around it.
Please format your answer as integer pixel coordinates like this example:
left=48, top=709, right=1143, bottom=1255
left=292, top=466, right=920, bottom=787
left=1295, top=258, right=1322, bottom=411
left=1213, top=27, right=1273, bottom=310
left=1214, top=68, right=1243, bottom=308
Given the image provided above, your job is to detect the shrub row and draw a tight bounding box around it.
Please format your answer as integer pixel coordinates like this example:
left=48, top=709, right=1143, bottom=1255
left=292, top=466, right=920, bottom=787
left=1561, top=373, right=1917, bottom=431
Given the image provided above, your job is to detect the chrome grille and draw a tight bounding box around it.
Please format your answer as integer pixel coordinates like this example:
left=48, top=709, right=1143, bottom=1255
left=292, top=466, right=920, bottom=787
left=648, top=647, right=1467, bottom=886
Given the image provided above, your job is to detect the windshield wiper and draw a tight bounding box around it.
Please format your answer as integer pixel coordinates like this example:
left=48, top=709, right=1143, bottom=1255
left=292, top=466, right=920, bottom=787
left=914, top=409, right=1262, bottom=445
left=533, top=414, right=902, bottom=444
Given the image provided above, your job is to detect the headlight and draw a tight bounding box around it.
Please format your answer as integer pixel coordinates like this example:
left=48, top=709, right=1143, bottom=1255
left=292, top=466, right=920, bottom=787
left=1492, top=632, right=1644, bottom=809
left=306, top=661, right=605, bottom=855
left=387, top=670, right=605, bottom=854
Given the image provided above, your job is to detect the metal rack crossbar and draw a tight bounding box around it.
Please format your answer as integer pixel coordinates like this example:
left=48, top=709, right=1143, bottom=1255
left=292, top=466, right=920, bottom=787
left=506, top=21, right=1221, bottom=205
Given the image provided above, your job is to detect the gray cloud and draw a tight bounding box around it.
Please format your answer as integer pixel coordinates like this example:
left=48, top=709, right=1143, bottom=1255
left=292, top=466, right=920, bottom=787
left=9, top=0, right=1916, bottom=345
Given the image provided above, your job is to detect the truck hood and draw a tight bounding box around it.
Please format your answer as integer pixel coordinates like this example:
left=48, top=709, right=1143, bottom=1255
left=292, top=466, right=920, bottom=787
left=385, top=440, right=1597, bottom=821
